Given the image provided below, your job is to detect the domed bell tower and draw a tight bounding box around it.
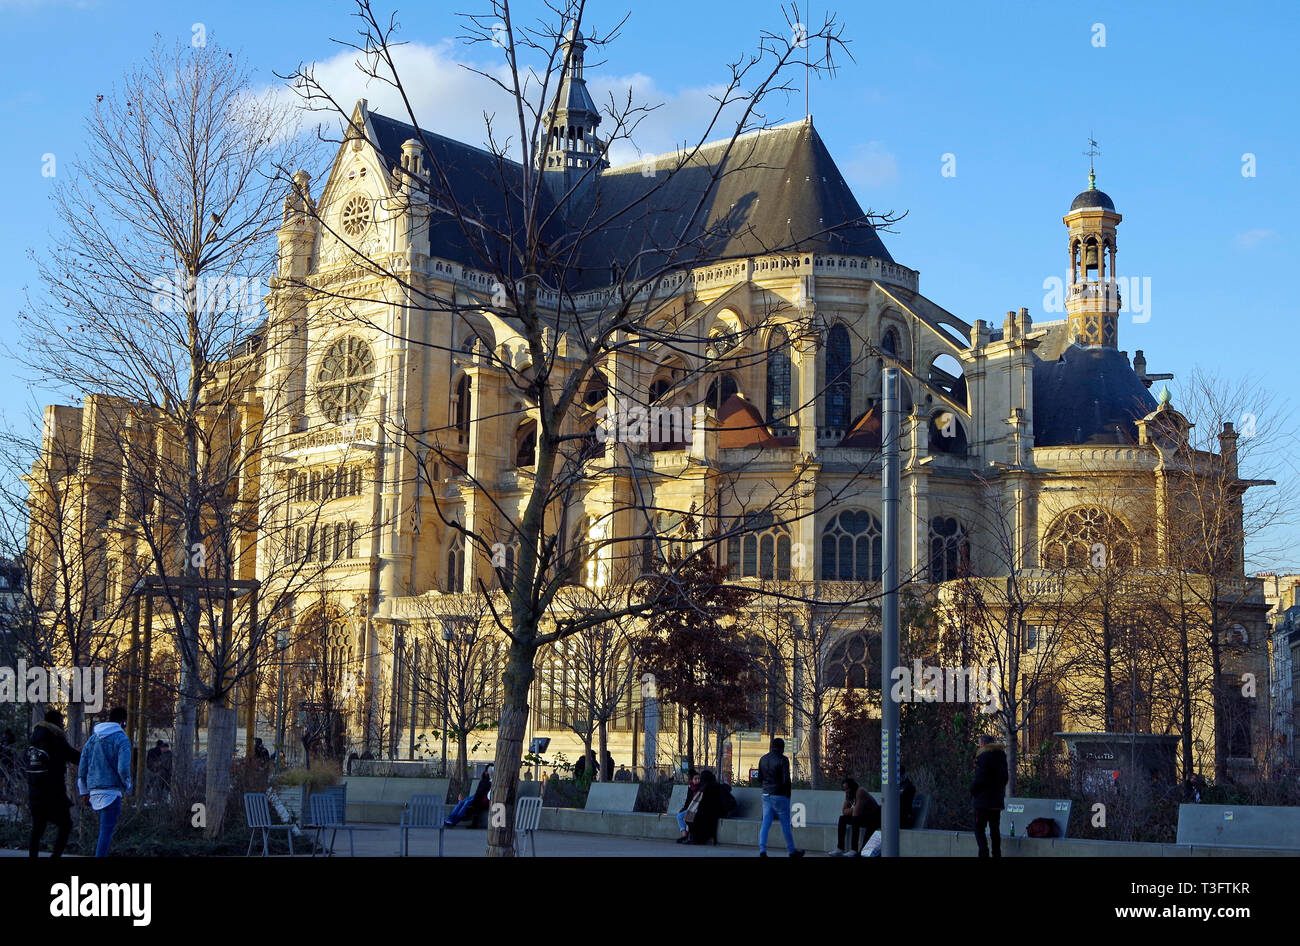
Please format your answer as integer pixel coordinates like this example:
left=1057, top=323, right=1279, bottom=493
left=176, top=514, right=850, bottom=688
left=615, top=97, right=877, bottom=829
left=1064, top=167, right=1122, bottom=347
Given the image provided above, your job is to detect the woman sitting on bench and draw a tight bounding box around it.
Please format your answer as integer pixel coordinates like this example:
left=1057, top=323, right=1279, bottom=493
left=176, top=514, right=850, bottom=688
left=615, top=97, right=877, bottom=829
left=682, top=769, right=723, bottom=845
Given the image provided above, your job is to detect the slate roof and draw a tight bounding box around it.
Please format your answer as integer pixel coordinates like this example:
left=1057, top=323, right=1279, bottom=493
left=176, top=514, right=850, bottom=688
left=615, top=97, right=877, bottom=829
left=1070, top=188, right=1115, bottom=211
left=366, top=112, right=892, bottom=287
left=1032, top=345, right=1156, bottom=446
left=368, top=112, right=562, bottom=280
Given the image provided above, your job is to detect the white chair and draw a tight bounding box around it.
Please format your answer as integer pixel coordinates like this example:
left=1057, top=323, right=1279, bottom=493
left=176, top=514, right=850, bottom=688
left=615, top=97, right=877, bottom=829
left=515, top=795, right=543, bottom=856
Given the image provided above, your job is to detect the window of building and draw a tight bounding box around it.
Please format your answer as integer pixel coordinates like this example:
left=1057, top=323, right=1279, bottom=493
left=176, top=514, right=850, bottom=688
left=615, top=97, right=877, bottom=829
left=928, top=516, right=970, bottom=582
left=514, top=420, right=537, bottom=469
left=706, top=373, right=739, bottom=411
left=821, top=510, right=883, bottom=581
left=446, top=534, right=464, bottom=593
left=826, top=324, right=852, bottom=430
left=453, top=375, right=471, bottom=439
left=727, top=512, right=791, bottom=580
left=766, top=327, right=791, bottom=427
left=1041, top=507, right=1135, bottom=568
left=316, top=335, right=376, bottom=423
left=825, top=630, right=881, bottom=691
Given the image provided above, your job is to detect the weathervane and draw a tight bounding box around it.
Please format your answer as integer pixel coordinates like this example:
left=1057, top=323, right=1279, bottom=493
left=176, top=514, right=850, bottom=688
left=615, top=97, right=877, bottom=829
left=1083, top=135, right=1101, bottom=188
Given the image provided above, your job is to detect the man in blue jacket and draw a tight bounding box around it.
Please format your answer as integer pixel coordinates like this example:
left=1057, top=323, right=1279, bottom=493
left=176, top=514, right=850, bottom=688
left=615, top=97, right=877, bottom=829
left=77, top=706, right=134, bottom=857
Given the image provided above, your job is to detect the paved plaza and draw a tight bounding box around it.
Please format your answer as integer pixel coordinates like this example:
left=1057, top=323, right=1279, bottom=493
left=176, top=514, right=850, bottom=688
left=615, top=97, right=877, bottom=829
left=3, top=825, right=814, bottom=857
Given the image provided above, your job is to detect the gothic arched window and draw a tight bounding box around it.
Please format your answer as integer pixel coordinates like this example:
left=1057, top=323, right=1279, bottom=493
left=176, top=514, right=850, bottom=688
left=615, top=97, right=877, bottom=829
left=765, top=327, right=791, bottom=427
left=928, top=516, right=970, bottom=582
left=726, top=512, right=791, bottom=580
left=706, top=373, right=739, bottom=411
left=453, top=375, right=472, bottom=439
left=825, top=630, right=881, bottom=690
left=826, top=324, right=852, bottom=431
left=446, top=534, right=464, bottom=592
left=881, top=327, right=899, bottom=358
left=820, top=510, right=883, bottom=581
left=514, top=420, right=537, bottom=469
left=1041, top=507, right=1135, bottom=568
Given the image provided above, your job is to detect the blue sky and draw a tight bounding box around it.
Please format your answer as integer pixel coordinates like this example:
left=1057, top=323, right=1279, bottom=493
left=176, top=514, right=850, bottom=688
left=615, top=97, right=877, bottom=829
left=0, top=0, right=1295, bottom=565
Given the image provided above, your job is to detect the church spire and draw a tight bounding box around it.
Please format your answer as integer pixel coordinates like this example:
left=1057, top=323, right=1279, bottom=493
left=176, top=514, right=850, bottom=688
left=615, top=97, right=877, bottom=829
left=542, top=26, right=607, bottom=191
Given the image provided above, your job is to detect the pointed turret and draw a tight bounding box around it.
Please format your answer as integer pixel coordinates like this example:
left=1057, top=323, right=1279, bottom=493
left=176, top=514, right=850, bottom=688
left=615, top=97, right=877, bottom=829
left=541, top=27, right=607, bottom=194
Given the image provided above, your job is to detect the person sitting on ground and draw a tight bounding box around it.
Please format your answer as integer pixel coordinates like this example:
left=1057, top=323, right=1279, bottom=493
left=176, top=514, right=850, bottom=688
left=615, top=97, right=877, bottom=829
left=675, top=769, right=701, bottom=842
left=829, top=777, right=881, bottom=857
left=684, top=768, right=724, bottom=845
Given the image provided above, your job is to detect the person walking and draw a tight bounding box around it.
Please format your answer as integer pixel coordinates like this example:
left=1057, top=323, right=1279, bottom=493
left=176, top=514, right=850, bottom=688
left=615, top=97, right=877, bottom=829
left=756, top=738, right=803, bottom=858
left=76, top=706, right=134, bottom=858
left=970, top=733, right=1008, bottom=858
left=25, top=710, right=80, bottom=858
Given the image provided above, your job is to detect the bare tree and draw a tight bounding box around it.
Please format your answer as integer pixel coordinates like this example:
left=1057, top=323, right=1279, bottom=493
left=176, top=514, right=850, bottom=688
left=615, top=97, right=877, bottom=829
left=14, top=39, right=320, bottom=832
left=1142, top=372, right=1291, bottom=781
left=404, top=590, right=504, bottom=791
left=942, top=477, right=1090, bottom=796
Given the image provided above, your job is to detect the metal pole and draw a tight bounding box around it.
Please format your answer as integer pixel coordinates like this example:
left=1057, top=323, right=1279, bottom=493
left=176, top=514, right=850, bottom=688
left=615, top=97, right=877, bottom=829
left=275, top=631, right=287, bottom=773
left=408, top=638, right=419, bottom=759
left=881, top=367, right=901, bottom=857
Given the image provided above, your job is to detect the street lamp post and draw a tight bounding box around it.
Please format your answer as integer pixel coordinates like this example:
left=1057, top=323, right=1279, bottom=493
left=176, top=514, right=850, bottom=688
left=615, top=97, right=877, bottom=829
left=275, top=625, right=289, bottom=773
left=881, top=367, right=902, bottom=857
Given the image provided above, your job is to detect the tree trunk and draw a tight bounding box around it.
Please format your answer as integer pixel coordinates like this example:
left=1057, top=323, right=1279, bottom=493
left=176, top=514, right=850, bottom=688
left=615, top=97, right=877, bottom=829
left=456, top=730, right=469, bottom=797
left=486, top=640, right=536, bottom=857
left=597, top=720, right=609, bottom=781
left=1178, top=594, right=1195, bottom=781
left=685, top=711, right=695, bottom=772
left=203, top=699, right=238, bottom=837
left=172, top=664, right=199, bottom=818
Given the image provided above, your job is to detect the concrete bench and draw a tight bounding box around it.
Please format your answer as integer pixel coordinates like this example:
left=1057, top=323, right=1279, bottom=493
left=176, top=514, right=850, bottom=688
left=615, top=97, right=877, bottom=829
left=867, top=791, right=931, bottom=829
left=1175, top=804, right=1300, bottom=850
left=666, top=784, right=764, bottom=819
left=584, top=782, right=640, bottom=812
left=1000, top=797, right=1071, bottom=839
left=342, top=776, right=450, bottom=823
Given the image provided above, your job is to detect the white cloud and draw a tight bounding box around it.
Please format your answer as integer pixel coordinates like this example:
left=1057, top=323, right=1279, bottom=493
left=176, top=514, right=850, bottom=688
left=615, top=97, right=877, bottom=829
left=1234, top=228, right=1277, bottom=250
left=842, top=140, right=899, bottom=188
left=259, top=41, right=766, bottom=167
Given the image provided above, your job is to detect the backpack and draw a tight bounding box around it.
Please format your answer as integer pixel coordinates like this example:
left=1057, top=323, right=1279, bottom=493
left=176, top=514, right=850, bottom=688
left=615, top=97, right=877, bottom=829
left=1026, top=817, right=1058, bottom=838
left=22, top=743, right=51, bottom=778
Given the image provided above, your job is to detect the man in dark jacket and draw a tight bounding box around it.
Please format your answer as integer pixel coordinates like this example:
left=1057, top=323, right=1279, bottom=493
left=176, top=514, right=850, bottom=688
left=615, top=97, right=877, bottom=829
left=26, top=710, right=81, bottom=858
left=756, top=738, right=803, bottom=857
left=970, top=734, right=1009, bottom=857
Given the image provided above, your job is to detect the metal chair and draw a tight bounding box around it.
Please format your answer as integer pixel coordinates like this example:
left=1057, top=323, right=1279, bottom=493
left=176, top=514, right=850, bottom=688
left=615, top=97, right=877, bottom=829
left=399, top=794, right=448, bottom=857
left=244, top=792, right=295, bottom=857
left=514, top=795, right=543, bottom=856
left=306, top=791, right=382, bottom=857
